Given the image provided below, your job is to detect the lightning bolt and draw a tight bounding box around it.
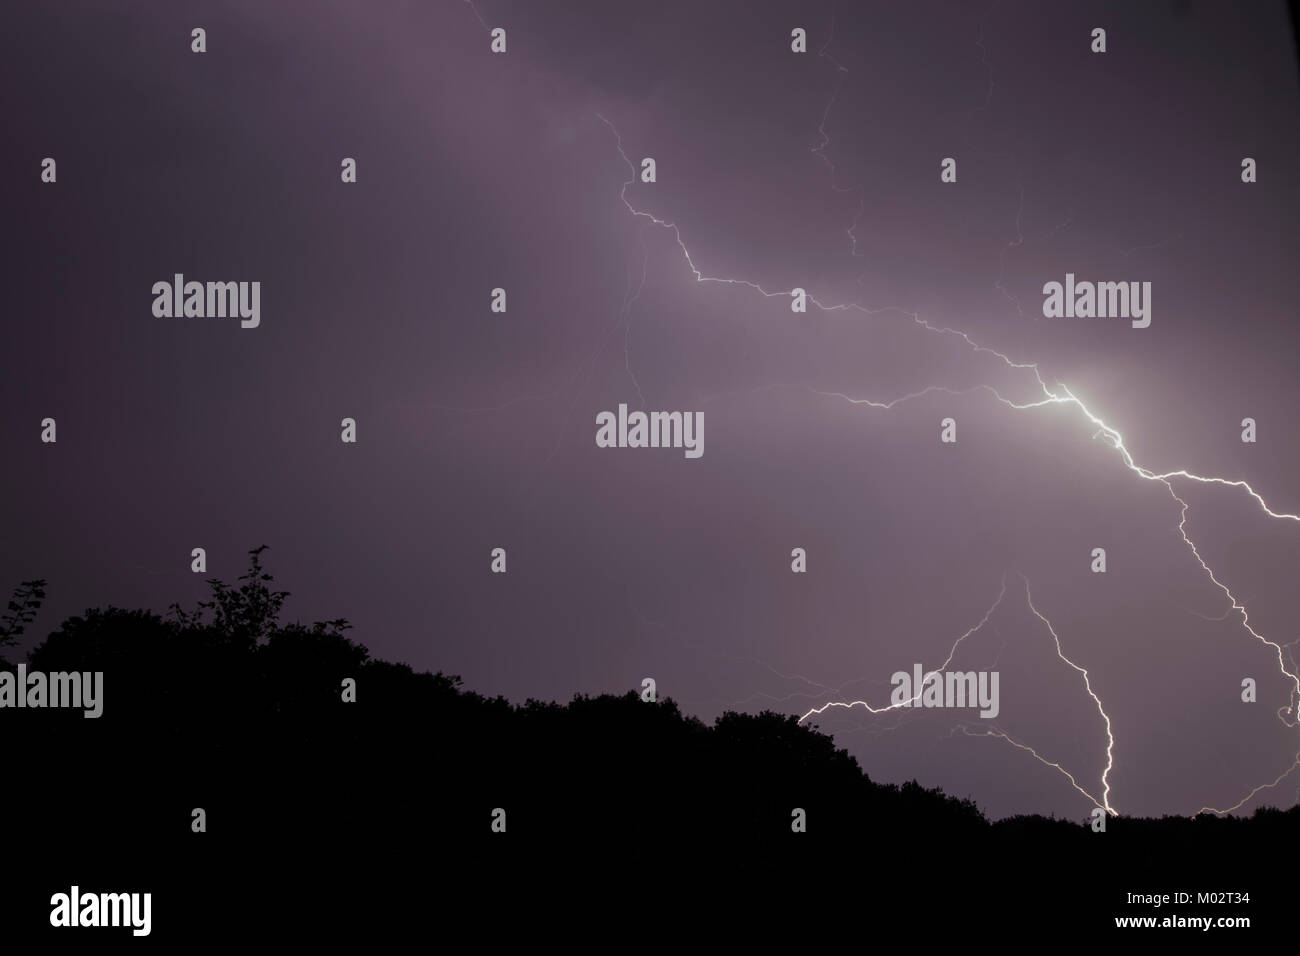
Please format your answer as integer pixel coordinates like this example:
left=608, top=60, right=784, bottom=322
left=594, top=104, right=1300, bottom=812
left=1197, top=753, right=1300, bottom=817
left=574, top=0, right=1300, bottom=816
left=808, top=1, right=865, bottom=258
left=797, top=574, right=1008, bottom=723
left=463, top=0, right=490, bottom=33
left=953, top=723, right=1109, bottom=816
left=1023, top=577, right=1117, bottom=816
left=797, top=574, right=1118, bottom=816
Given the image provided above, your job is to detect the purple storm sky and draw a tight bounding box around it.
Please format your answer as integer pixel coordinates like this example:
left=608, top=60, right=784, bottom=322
left=4, top=0, right=1300, bottom=820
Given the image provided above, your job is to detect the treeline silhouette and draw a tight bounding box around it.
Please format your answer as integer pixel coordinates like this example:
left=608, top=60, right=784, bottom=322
left=3, top=547, right=1294, bottom=937
left=6, top=546, right=999, bottom=841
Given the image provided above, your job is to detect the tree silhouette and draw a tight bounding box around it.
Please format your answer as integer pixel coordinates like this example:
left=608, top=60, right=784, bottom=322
left=167, top=545, right=298, bottom=645
left=0, top=578, right=46, bottom=662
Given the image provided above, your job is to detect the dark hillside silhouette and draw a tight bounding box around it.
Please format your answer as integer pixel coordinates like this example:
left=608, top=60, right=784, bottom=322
left=4, top=548, right=1293, bottom=938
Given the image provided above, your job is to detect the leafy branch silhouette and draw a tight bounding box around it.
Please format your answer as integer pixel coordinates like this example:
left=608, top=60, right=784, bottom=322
left=167, top=545, right=350, bottom=643
left=0, top=579, right=47, bottom=651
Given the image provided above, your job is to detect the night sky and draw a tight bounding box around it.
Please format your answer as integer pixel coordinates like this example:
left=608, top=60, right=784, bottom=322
left=4, top=0, right=1300, bottom=822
